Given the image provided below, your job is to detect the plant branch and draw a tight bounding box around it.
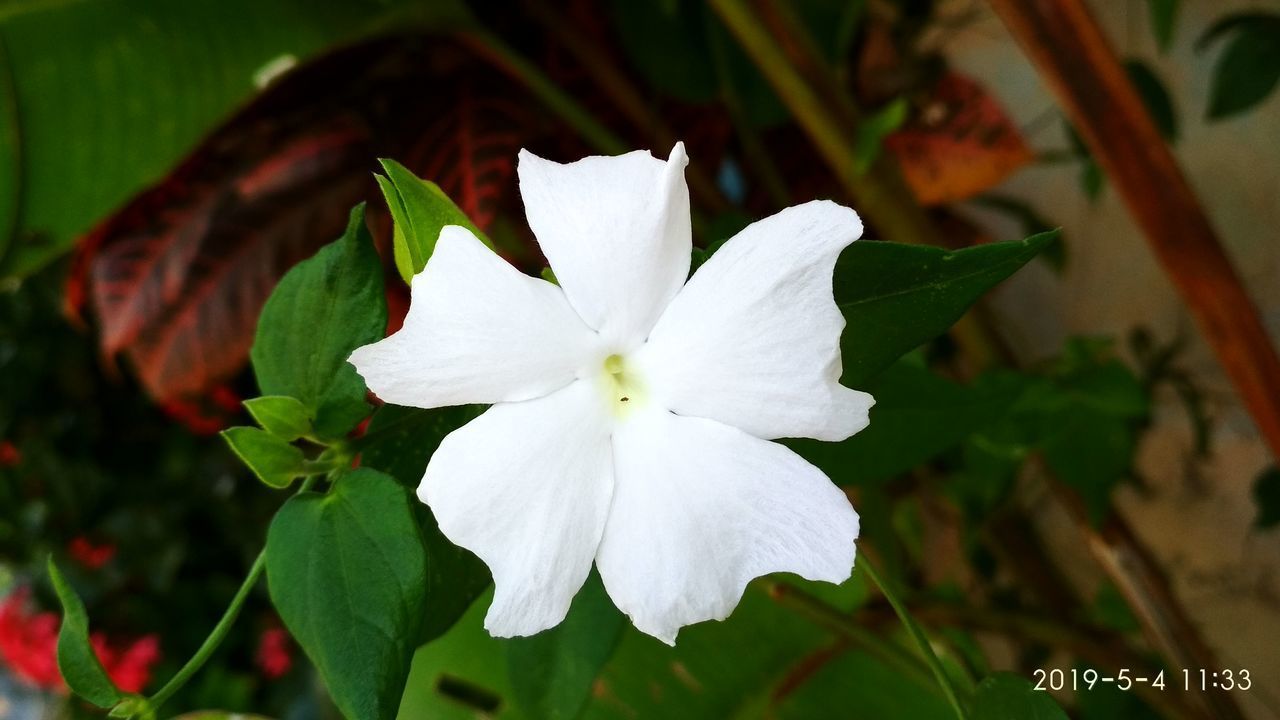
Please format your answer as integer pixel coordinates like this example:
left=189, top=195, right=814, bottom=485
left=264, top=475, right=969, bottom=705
left=862, top=559, right=969, bottom=720
left=764, top=581, right=937, bottom=693
left=148, top=551, right=264, bottom=710
left=457, top=28, right=627, bottom=156
left=987, top=0, right=1280, bottom=463
left=148, top=475, right=320, bottom=712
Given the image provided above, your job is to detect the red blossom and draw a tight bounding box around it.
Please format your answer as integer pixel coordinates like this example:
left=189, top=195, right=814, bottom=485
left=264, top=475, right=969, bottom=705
left=0, top=589, right=161, bottom=694
left=0, top=440, right=19, bottom=467
left=68, top=537, right=117, bottom=570
left=255, top=627, right=293, bottom=679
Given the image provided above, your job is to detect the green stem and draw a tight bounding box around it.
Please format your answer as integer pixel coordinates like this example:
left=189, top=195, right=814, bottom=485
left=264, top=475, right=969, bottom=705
left=458, top=29, right=627, bottom=156
left=148, top=476, right=320, bottom=711
left=861, top=559, right=969, bottom=720
left=765, top=582, right=938, bottom=693
left=147, top=551, right=265, bottom=710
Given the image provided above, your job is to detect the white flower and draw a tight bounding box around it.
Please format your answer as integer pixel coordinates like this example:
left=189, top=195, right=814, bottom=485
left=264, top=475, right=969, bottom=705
left=349, top=143, right=873, bottom=645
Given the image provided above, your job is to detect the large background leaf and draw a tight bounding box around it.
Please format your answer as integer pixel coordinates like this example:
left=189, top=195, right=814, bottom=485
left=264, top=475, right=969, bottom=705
left=0, top=0, right=470, bottom=277
left=68, top=43, right=526, bottom=403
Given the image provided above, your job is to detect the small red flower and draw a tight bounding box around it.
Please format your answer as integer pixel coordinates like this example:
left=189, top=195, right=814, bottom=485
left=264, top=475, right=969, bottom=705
left=0, top=440, right=20, bottom=468
left=255, top=627, right=293, bottom=679
left=0, top=590, right=61, bottom=689
left=68, top=537, right=117, bottom=570
left=0, top=589, right=161, bottom=694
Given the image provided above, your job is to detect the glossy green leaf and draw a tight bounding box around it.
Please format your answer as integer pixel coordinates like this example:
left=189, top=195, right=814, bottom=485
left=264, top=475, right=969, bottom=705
left=243, top=396, right=312, bottom=441
left=267, top=468, right=427, bottom=720
left=507, top=572, right=625, bottom=720
left=220, top=426, right=306, bottom=489
left=0, top=0, right=472, bottom=277
left=359, top=404, right=491, bottom=643
left=1252, top=466, right=1280, bottom=530
left=835, top=231, right=1057, bottom=388
left=853, top=97, right=909, bottom=174
left=971, top=195, right=1065, bottom=271
left=1147, top=0, right=1180, bottom=52
left=250, top=205, right=386, bottom=440
left=969, top=673, right=1068, bottom=720
left=1198, top=13, right=1280, bottom=120
left=47, top=557, right=124, bottom=708
left=791, top=361, right=1021, bottom=486
left=376, top=159, right=487, bottom=284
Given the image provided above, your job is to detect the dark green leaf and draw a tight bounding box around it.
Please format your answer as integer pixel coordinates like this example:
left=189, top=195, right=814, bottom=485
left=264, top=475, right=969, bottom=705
left=358, top=404, right=491, bottom=643
left=1125, top=60, right=1178, bottom=141
left=250, top=205, right=386, bottom=439
left=243, top=396, right=312, bottom=441
left=853, top=97, right=909, bottom=174
left=1147, top=0, right=1180, bottom=52
left=790, top=362, right=1021, bottom=486
left=835, top=231, right=1057, bottom=387
left=0, top=0, right=472, bottom=277
left=220, top=426, right=306, bottom=489
left=971, top=195, right=1065, bottom=271
left=47, top=557, right=124, bottom=708
left=1252, top=466, right=1280, bottom=529
left=507, top=572, right=625, bottom=720
left=266, top=468, right=426, bottom=720
left=970, top=673, right=1068, bottom=720
left=1198, top=14, right=1280, bottom=119
left=376, top=158, right=486, bottom=283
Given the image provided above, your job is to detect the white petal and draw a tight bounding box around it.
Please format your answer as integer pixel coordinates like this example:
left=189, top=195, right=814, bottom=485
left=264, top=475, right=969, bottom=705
left=632, top=200, right=873, bottom=441
left=420, top=379, right=614, bottom=637
left=596, top=408, right=859, bottom=645
left=349, top=225, right=600, bottom=409
left=517, top=143, right=691, bottom=348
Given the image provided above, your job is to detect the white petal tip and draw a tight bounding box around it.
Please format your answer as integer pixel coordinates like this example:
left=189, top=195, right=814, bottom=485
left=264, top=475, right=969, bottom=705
left=667, top=141, right=689, bottom=167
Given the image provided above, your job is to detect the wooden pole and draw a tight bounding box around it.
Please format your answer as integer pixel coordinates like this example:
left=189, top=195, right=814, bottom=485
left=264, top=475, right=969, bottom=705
left=987, top=0, right=1280, bottom=462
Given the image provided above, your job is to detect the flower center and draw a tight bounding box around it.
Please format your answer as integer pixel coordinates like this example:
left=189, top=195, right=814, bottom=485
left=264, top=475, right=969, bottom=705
left=602, top=353, right=643, bottom=416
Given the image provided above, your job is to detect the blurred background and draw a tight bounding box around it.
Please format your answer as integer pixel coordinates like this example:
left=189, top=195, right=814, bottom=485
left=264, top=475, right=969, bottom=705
left=1, top=0, right=1278, bottom=718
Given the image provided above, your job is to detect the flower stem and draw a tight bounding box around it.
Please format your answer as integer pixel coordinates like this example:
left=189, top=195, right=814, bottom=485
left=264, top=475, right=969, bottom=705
left=147, top=551, right=264, bottom=710
left=860, top=559, right=969, bottom=720
left=147, top=475, right=320, bottom=711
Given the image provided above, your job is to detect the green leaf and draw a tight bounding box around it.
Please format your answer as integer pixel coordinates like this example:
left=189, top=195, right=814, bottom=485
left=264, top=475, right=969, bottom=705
left=507, top=572, right=625, bottom=720
left=47, top=557, right=124, bottom=708
left=853, top=97, right=908, bottom=174
left=250, top=204, right=386, bottom=439
left=243, top=396, right=312, bottom=441
left=0, top=0, right=472, bottom=277
left=359, top=404, right=491, bottom=643
left=971, top=195, right=1065, bottom=271
left=969, top=673, right=1068, bottom=719
left=835, top=231, right=1057, bottom=387
left=220, top=426, right=306, bottom=489
left=1147, top=0, right=1180, bottom=52
left=1252, top=466, right=1280, bottom=529
left=376, top=159, right=487, bottom=283
left=266, top=468, right=426, bottom=720
left=1124, top=60, right=1178, bottom=141
left=789, top=362, right=1021, bottom=486
left=1198, top=14, right=1280, bottom=120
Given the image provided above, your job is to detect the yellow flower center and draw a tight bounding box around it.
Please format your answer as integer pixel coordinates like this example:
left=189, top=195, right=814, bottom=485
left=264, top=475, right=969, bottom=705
left=602, top=353, right=643, bottom=416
